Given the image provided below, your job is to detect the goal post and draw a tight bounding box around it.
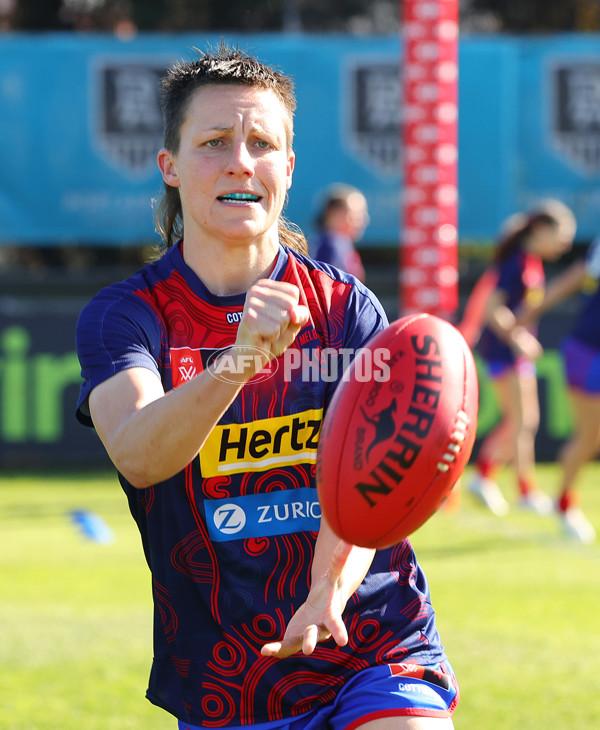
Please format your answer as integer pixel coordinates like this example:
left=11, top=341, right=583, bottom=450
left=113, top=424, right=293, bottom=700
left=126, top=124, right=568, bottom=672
left=400, top=0, right=459, bottom=318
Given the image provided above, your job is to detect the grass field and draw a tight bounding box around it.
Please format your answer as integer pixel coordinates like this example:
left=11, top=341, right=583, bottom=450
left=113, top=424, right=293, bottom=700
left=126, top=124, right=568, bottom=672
left=1, top=464, right=599, bottom=730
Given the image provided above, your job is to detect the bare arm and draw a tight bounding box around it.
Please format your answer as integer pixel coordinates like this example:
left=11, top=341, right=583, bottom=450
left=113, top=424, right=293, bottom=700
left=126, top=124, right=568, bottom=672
left=485, top=289, right=543, bottom=361
left=260, top=516, right=376, bottom=658
left=89, top=364, right=245, bottom=487
left=88, top=280, right=310, bottom=488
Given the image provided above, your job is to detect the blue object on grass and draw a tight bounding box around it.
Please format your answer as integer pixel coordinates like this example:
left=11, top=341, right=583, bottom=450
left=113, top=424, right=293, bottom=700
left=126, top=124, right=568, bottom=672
left=69, top=510, right=115, bottom=545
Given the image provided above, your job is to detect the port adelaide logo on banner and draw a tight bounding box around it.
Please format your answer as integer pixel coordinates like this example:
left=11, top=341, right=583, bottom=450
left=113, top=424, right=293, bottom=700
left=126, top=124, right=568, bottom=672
left=345, top=58, right=401, bottom=174
left=550, top=60, right=600, bottom=174
left=92, top=57, right=167, bottom=177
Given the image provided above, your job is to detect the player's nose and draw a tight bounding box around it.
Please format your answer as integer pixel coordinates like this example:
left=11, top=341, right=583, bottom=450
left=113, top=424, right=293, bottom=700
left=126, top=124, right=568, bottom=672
left=225, top=141, right=254, bottom=176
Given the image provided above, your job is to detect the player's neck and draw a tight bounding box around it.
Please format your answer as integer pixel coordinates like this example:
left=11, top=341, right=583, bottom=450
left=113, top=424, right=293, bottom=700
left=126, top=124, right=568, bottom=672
left=182, top=235, right=279, bottom=296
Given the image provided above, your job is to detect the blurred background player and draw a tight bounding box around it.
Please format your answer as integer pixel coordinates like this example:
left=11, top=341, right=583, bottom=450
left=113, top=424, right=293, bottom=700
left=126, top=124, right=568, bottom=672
left=516, top=236, right=600, bottom=543
left=309, top=183, right=368, bottom=282
left=467, top=200, right=576, bottom=517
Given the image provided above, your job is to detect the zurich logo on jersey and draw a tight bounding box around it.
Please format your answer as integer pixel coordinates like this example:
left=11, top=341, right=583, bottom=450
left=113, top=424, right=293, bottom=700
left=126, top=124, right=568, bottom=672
left=212, top=504, right=247, bottom=535
left=205, top=488, right=321, bottom=542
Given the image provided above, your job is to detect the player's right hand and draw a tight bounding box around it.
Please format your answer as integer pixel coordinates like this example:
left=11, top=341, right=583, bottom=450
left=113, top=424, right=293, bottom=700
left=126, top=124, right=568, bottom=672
left=231, top=279, right=310, bottom=378
left=260, top=540, right=353, bottom=658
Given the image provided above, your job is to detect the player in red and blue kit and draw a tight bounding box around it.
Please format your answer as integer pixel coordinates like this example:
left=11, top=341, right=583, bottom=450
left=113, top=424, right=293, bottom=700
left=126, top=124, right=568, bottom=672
left=75, top=46, right=458, bottom=729
left=517, top=236, right=600, bottom=543
left=467, top=202, right=576, bottom=517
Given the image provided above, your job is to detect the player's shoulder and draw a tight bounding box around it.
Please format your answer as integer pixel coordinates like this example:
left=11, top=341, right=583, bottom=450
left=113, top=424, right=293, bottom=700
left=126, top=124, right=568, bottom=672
left=497, top=248, right=532, bottom=290
left=77, top=248, right=177, bottom=331
left=285, top=246, right=383, bottom=307
left=283, top=247, right=389, bottom=351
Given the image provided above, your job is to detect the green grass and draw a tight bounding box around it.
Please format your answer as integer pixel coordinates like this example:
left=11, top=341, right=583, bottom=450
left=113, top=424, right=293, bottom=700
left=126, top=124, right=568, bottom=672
left=0, top=471, right=164, bottom=730
left=1, top=464, right=599, bottom=729
left=412, top=464, right=600, bottom=730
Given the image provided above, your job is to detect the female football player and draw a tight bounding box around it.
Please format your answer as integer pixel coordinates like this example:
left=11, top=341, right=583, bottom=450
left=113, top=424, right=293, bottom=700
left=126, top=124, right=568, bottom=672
left=310, top=182, right=368, bottom=282
left=517, top=237, right=599, bottom=544
left=467, top=201, right=576, bottom=516
left=76, top=44, right=458, bottom=729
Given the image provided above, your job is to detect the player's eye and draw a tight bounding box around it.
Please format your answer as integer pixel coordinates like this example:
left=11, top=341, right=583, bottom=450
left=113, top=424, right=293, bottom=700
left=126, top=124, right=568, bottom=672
left=205, top=138, right=223, bottom=148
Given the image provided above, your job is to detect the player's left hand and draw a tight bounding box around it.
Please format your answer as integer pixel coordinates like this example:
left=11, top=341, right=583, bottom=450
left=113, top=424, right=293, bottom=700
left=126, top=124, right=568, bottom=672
left=260, top=541, right=353, bottom=658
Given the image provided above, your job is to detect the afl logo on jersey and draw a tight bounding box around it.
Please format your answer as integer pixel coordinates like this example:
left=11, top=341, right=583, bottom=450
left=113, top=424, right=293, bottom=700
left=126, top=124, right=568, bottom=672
left=212, top=504, right=247, bottom=535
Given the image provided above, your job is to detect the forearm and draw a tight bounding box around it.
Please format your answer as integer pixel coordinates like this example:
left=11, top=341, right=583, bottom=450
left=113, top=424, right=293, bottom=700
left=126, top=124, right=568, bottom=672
left=260, top=517, right=376, bottom=657
left=111, top=373, right=243, bottom=487
left=312, top=516, right=376, bottom=604
left=487, top=304, right=523, bottom=345
left=91, top=349, right=256, bottom=488
left=91, top=281, right=310, bottom=488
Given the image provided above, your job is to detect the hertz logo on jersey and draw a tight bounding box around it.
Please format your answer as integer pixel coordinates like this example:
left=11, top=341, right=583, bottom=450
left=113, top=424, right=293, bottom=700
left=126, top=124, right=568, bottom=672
left=199, top=409, right=323, bottom=477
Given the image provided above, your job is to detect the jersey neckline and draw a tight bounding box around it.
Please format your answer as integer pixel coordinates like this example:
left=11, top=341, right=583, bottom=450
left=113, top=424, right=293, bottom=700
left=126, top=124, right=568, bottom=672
left=166, top=241, right=289, bottom=306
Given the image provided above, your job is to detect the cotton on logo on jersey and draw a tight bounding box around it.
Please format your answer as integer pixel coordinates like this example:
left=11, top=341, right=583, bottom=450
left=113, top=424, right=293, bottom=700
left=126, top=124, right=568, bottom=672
left=199, top=409, right=323, bottom=477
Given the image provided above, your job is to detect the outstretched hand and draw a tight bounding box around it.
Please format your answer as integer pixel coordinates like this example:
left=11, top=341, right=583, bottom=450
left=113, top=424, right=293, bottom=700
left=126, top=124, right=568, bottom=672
left=261, top=541, right=354, bottom=659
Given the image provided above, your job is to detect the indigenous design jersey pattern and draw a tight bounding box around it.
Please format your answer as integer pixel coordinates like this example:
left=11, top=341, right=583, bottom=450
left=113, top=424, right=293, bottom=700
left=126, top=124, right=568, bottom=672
left=76, top=243, right=448, bottom=727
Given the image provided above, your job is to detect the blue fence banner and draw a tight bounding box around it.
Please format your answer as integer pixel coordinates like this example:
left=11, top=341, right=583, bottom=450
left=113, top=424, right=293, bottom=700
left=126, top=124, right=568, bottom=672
left=0, top=33, right=599, bottom=247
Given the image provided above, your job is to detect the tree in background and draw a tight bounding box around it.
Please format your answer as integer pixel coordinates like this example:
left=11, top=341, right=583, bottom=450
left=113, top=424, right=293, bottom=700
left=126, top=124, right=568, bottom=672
left=469, top=0, right=600, bottom=32
left=5, top=0, right=600, bottom=35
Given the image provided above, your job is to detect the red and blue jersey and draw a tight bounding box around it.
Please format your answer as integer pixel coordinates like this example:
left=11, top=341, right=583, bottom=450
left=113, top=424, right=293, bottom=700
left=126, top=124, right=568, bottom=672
left=76, top=243, right=449, bottom=727
left=477, top=249, right=545, bottom=365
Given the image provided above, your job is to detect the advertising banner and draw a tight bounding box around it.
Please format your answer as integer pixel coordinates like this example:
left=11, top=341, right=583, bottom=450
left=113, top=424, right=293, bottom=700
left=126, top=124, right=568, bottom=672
left=0, top=34, right=599, bottom=247
left=0, top=299, right=110, bottom=467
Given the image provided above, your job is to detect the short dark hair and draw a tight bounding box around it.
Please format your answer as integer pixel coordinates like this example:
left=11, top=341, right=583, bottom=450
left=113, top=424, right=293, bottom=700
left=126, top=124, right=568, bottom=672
left=154, top=44, right=306, bottom=254
left=160, top=43, right=296, bottom=155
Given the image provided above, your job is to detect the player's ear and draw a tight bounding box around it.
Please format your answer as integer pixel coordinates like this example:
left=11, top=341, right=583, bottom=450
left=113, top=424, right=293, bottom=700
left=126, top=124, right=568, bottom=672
left=158, top=148, right=180, bottom=188
left=285, top=151, right=295, bottom=191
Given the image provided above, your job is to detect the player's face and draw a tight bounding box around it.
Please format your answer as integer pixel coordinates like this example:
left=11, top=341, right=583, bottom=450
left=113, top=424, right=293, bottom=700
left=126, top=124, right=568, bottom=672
left=533, top=221, right=574, bottom=261
left=344, top=192, right=370, bottom=241
left=159, top=84, right=295, bottom=248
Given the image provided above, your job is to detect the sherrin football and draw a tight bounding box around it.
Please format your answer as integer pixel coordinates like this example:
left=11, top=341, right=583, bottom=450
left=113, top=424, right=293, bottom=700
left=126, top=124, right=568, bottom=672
left=316, top=313, right=479, bottom=549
